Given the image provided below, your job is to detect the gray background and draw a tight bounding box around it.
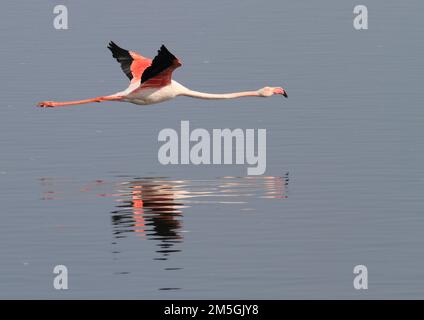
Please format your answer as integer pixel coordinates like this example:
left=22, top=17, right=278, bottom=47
left=0, top=0, right=423, bottom=298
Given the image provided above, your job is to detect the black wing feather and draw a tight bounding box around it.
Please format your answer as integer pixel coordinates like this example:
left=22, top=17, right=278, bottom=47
left=140, top=45, right=178, bottom=84
left=108, top=41, right=134, bottom=80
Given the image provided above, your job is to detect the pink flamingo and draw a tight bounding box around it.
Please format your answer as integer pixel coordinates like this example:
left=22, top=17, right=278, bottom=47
left=38, top=42, right=287, bottom=108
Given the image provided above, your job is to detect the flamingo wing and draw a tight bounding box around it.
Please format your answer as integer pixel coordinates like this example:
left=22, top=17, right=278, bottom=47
left=139, top=45, right=182, bottom=88
left=107, top=41, right=151, bottom=83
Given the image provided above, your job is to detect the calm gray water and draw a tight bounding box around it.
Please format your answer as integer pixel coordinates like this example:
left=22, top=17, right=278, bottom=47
left=0, top=0, right=423, bottom=298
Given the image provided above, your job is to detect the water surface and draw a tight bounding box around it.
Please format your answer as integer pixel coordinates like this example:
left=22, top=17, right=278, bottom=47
left=0, top=0, right=423, bottom=298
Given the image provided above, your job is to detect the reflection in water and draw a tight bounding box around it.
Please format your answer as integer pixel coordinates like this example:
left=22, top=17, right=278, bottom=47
left=111, top=180, right=184, bottom=260
left=39, top=174, right=289, bottom=266
left=109, top=175, right=289, bottom=260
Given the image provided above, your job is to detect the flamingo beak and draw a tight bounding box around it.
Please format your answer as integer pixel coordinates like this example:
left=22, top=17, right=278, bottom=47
left=273, top=88, right=288, bottom=98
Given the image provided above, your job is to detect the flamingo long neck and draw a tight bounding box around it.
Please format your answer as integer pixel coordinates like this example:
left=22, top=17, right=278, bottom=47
left=180, top=89, right=259, bottom=100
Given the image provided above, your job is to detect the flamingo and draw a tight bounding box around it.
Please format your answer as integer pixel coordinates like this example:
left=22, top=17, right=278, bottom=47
left=37, top=42, right=287, bottom=108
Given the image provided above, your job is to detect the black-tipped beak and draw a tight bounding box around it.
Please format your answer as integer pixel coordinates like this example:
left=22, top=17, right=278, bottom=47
left=283, top=91, right=288, bottom=98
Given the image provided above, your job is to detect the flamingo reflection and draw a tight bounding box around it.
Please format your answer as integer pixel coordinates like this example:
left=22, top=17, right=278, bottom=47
left=40, top=174, right=289, bottom=261
left=111, top=180, right=185, bottom=260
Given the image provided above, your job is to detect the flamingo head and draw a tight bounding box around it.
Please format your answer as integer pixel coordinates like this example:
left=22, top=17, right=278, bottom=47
left=258, top=86, right=288, bottom=98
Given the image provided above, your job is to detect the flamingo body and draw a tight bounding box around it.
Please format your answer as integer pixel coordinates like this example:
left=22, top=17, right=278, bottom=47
left=123, top=80, right=185, bottom=105
left=38, top=42, right=287, bottom=108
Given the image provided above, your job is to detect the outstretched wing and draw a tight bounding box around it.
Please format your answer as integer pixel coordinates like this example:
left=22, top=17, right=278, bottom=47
left=108, top=41, right=151, bottom=83
left=139, top=45, right=182, bottom=88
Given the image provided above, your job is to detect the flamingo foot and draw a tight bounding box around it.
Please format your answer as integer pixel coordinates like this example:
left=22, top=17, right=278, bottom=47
left=37, top=101, right=59, bottom=108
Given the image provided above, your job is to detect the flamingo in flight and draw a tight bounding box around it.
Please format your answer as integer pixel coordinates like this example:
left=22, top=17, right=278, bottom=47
left=37, top=42, right=287, bottom=108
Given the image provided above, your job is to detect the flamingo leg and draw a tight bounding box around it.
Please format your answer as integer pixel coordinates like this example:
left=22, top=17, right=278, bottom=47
left=37, top=95, right=123, bottom=108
